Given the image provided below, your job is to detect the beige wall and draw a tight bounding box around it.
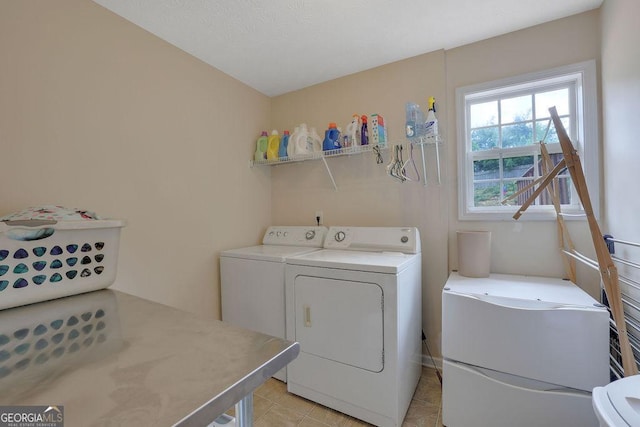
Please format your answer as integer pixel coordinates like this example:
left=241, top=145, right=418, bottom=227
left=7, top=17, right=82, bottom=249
left=0, top=0, right=272, bottom=318
left=601, top=0, right=640, bottom=243
left=271, top=51, right=449, bottom=359
left=271, top=10, right=602, bottom=359
left=446, top=10, right=603, bottom=299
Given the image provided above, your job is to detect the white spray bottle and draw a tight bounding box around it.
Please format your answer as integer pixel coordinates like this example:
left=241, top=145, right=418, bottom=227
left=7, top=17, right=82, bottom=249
left=425, top=96, right=438, bottom=137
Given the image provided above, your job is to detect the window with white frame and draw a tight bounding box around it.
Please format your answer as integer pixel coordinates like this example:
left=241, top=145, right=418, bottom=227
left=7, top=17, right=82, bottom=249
left=456, top=60, right=599, bottom=221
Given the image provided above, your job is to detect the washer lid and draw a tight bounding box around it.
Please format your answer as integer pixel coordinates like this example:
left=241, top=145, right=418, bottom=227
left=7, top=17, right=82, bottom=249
left=606, top=375, right=640, bottom=425
left=220, top=245, right=322, bottom=262
left=286, top=249, right=419, bottom=273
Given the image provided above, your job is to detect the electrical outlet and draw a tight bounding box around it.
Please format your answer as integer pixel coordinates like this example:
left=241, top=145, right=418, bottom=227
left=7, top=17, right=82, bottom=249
left=315, top=211, right=323, bottom=226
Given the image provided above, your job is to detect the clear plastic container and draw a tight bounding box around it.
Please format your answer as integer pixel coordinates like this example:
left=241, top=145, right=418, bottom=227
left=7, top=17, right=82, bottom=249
left=405, top=102, right=425, bottom=138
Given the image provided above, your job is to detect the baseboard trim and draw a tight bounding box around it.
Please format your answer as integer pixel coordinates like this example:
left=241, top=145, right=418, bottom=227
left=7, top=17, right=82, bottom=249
left=421, top=354, right=443, bottom=370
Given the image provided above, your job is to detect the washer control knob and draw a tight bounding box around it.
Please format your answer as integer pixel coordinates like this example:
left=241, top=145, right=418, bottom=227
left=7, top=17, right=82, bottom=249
left=276, top=231, right=281, bottom=237
left=268, top=231, right=275, bottom=236
left=305, top=230, right=316, bottom=240
left=335, top=231, right=346, bottom=242
left=401, top=236, right=409, bottom=243
left=283, top=232, right=288, bottom=237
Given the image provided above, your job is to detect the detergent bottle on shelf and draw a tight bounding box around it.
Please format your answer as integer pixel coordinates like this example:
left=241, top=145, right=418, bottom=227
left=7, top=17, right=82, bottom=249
left=254, top=131, right=268, bottom=161
left=424, top=96, right=438, bottom=137
left=266, top=130, right=281, bottom=160
left=288, top=127, right=299, bottom=157
left=360, top=115, right=369, bottom=145
left=294, top=124, right=312, bottom=155
left=344, top=114, right=360, bottom=147
left=322, top=122, right=341, bottom=151
left=279, top=130, right=290, bottom=159
left=309, top=127, right=323, bottom=152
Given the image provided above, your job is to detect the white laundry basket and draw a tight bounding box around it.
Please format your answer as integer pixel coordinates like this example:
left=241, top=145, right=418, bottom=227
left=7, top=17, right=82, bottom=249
left=0, top=219, right=125, bottom=310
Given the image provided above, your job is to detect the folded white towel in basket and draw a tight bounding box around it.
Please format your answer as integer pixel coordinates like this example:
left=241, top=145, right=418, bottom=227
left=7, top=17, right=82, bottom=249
left=1, top=205, right=101, bottom=222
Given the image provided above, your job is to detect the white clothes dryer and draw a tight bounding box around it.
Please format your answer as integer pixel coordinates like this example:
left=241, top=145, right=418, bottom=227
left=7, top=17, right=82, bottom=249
left=285, top=226, right=422, bottom=427
left=220, top=226, right=327, bottom=381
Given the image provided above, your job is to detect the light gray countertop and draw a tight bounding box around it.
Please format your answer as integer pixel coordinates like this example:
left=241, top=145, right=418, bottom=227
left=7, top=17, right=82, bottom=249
left=0, top=289, right=299, bottom=426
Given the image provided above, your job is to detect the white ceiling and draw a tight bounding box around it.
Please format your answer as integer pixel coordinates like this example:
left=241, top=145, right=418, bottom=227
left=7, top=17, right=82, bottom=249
left=92, top=0, right=602, bottom=97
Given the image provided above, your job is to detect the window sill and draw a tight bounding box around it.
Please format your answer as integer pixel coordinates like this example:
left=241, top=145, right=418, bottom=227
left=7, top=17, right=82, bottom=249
left=459, top=207, right=587, bottom=221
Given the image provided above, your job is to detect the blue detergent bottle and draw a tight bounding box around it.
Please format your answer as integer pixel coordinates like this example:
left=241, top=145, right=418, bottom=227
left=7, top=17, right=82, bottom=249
left=322, top=122, right=341, bottom=151
left=278, top=130, right=290, bottom=158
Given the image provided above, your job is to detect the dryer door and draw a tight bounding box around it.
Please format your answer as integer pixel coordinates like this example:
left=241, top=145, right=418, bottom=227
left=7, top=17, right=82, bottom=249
left=293, top=275, right=384, bottom=372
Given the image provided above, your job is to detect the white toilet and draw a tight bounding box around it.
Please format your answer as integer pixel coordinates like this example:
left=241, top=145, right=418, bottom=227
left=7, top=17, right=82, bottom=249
left=592, top=375, right=640, bottom=426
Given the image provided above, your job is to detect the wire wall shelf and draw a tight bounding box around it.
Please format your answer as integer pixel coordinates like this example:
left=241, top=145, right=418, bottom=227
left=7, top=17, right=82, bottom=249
left=250, top=143, right=388, bottom=191
left=410, top=134, right=443, bottom=146
left=249, top=143, right=387, bottom=168
left=249, top=136, right=443, bottom=189
left=410, top=135, right=443, bottom=186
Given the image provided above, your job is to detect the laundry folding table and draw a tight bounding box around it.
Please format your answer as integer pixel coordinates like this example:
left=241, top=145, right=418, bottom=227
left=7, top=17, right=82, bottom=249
left=0, top=289, right=299, bottom=426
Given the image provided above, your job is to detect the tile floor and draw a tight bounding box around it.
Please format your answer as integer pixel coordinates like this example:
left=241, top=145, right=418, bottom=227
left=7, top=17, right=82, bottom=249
left=228, top=366, right=443, bottom=427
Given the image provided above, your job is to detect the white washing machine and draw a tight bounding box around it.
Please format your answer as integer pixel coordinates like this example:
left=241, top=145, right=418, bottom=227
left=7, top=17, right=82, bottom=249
left=592, top=374, right=640, bottom=426
left=285, top=226, right=422, bottom=427
left=442, top=272, right=610, bottom=427
left=220, top=226, right=327, bottom=381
